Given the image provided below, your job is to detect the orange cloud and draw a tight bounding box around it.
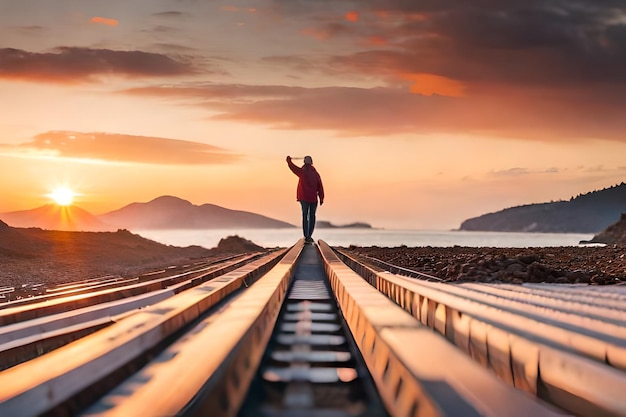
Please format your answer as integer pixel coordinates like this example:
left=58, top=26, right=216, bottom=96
left=406, top=13, right=428, bottom=22
left=373, top=10, right=390, bottom=19
left=90, top=16, right=119, bottom=26
left=121, top=82, right=626, bottom=141
left=345, top=11, right=359, bottom=22
left=221, top=6, right=256, bottom=13
left=300, top=27, right=330, bottom=41
left=2, top=131, right=240, bottom=165
left=368, top=36, right=387, bottom=46
left=401, top=73, right=466, bottom=97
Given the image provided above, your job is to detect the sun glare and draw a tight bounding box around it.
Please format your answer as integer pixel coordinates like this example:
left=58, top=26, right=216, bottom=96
left=48, top=187, right=76, bottom=206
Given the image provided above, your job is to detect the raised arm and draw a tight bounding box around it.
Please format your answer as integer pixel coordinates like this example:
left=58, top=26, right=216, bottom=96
left=286, top=155, right=301, bottom=176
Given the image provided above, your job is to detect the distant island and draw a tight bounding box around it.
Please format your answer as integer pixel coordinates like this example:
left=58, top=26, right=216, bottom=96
left=316, top=221, right=372, bottom=229
left=459, top=182, right=626, bottom=233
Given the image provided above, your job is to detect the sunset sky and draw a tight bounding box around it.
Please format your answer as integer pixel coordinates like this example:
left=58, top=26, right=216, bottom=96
left=1, top=0, right=626, bottom=230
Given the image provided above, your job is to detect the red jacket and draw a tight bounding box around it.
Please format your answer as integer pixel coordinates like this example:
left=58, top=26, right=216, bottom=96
left=287, top=160, right=325, bottom=203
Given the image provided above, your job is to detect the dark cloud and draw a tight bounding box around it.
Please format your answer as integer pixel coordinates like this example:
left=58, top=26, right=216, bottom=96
left=152, top=11, right=186, bottom=18
left=152, top=43, right=198, bottom=53
left=323, top=1, right=626, bottom=87
left=2, top=131, right=239, bottom=165
left=14, top=25, right=46, bottom=32
left=271, top=1, right=626, bottom=87
left=238, top=0, right=626, bottom=141
left=147, top=25, right=179, bottom=33
left=0, top=47, right=195, bottom=83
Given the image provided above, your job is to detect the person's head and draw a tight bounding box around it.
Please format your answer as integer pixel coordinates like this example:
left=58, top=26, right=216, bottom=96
left=304, top=155, right=313, bottom=165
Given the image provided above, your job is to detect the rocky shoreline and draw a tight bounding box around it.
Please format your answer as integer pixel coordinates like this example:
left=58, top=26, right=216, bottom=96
left=341, top=245, right=625, bottom=285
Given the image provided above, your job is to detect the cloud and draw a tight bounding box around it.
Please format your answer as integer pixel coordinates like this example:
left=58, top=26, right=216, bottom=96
left=13, top=25, right=46, bottom=33
left=318, top=1, right=626, bottom=88
left=273, top=1, right=626, bottom=137
left=400, top=73, right=465, bottom=97
left=220, top=6, right=257, bottom=13
left=146, top=25, right=179, bottom=33
left=490, top=168, right=530, bottom=177
left=0, top=131, right=240, bottom=165
left=152, top=43, right=199, bottom=53
left=242, top=1, right=626, bottom=140
left=90, top=17, right=119, bottom=26
left=121, top=82, right=626, bottom=141
left=301, top=23, right=352, bottom=41
left=0, top=47, right=196, bottom=83
left=152, top=11, right=185, bottom=18
left=345, top=11, right=359, bottom=22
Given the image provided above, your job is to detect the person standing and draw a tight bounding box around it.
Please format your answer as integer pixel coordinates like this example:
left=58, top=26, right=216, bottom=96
left=286, top=155, right=324, bottom=243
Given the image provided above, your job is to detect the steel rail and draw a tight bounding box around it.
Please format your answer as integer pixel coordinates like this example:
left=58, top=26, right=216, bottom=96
left=318, top=240, right=568, bottom=417
left=474, top=281, right=626, bottom=309
left=0, top=253, right=262, bottom=346
left=0, top=254, right=243, bottom=306
left=81, top=240, right=304, bottom=417
left=456, top=282, right=626, bottom=327
left=2, top=254, right=247, bottom=305
left=0, top=249, right=287, bottom=417
left=0, top=261, right=194, bottom=304
left=333, top=246, right=626, bottom=417
left=0, top=254, right=266, bottom=370
left=0, top=253, right=264, bottom=325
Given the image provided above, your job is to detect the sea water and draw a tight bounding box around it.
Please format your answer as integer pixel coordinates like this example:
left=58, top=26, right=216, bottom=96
left=133, top=228, right=595, bottom=249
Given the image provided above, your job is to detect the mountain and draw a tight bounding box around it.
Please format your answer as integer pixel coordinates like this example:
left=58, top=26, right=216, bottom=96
left=459, top=182, right=626, bottom=233
left=1, top=204, right=115, bottom=232
left=98, top=196, right=295, bottom=229
left=583, top=213, right=626, bottom=245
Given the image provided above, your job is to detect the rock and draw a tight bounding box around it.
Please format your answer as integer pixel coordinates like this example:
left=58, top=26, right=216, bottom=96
left=214, top=235, right=264, bottom=253
left=506, top=263, right=525, bottom=274
left=517, top=254, right=540, bottom=264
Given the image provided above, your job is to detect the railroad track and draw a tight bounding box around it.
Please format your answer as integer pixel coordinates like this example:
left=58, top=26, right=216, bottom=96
left=0, top=240, right=625, bottom=416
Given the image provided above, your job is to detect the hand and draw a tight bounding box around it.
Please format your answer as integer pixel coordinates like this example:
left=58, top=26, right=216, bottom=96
left=320, top=200, right=324, bottom=206
left=286, top=156, right=291, bottom=162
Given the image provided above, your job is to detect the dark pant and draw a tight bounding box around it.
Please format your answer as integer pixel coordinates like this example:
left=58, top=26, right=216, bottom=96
left=300, top=201, right=318, bottom=238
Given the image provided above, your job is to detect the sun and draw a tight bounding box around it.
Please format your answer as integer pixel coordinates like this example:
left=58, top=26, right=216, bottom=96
left=48, top=187, right=76, bottom=206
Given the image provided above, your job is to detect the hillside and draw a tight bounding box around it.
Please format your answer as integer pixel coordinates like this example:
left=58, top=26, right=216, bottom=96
left=585, top=213, right=626, bottom=245
left=99, top=196, right=295, bottom=229
left=459, top=183, right=626, bottom=233
left=0, top=221, right=213, bottom=287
